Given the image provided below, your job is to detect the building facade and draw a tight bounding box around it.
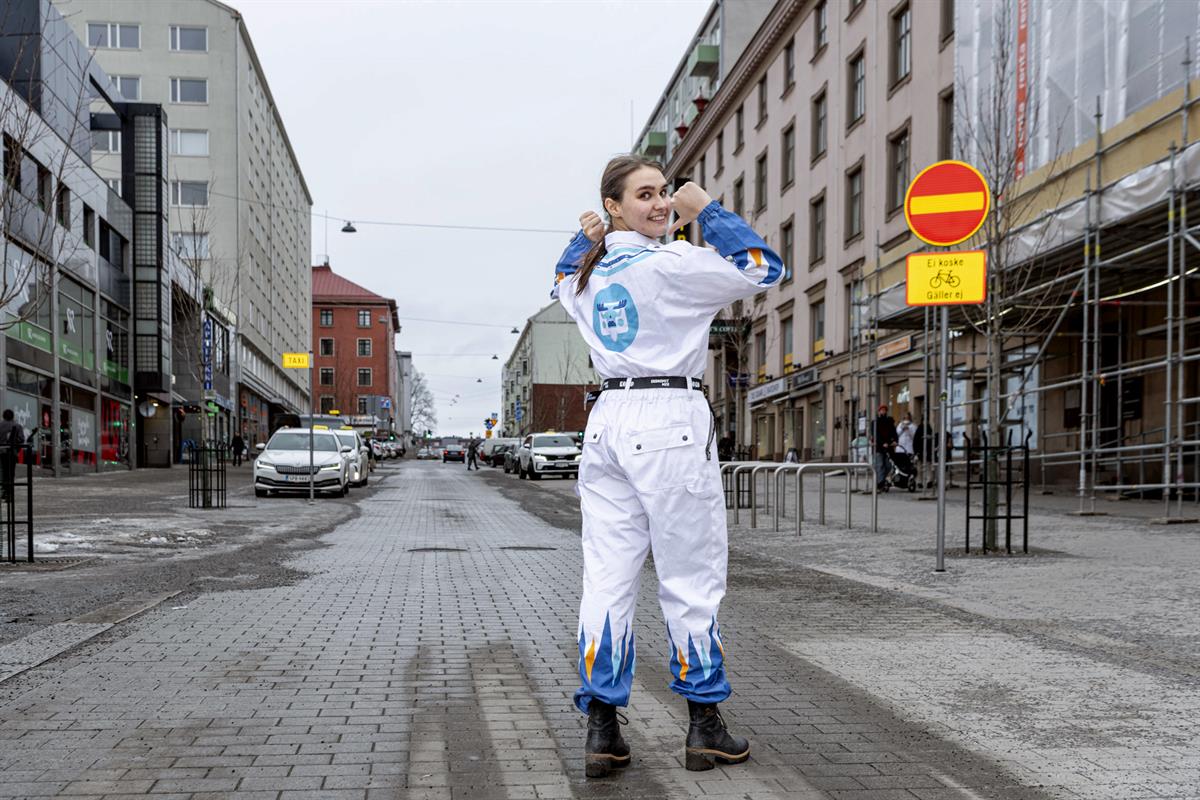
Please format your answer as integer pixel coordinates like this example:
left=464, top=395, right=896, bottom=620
left=311, top=263, right=399, bottom=437
left=502, top=301, right=595, bottom=438
left=642, top=0, right=1200, bottom=507
left=64, top=0, right=313, bottom=447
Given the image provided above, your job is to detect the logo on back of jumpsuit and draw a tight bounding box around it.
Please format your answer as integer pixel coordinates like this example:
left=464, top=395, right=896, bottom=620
left=592, top=284, right=639, bottom=352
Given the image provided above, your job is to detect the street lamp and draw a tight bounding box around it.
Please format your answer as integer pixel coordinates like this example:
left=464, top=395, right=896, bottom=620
left=341, top=221, right=357, bottom=233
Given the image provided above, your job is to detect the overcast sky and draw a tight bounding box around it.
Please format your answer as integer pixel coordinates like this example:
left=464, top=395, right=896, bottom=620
left=231, top=0, right=712, bottom=434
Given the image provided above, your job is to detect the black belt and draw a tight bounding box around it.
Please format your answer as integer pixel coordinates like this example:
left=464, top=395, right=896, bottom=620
left=599, top=376, right=703, bottom=392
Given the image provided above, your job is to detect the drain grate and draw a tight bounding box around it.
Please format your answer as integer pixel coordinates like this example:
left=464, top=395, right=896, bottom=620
left=407, top=547, right=467, bottom=553
left=498, top=546, right=557, bottom=551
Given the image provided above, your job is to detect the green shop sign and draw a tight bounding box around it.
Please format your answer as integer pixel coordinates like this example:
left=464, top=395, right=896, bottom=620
left=103, top=359, right=129, bottom=385
left=6, top=320, right=52, bottom=353
left=58, top=340, right=95, bottom=370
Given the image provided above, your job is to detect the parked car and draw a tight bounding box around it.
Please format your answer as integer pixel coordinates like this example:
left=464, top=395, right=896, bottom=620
left=442, top=437, right=466, bottom=463
left=417, top=446, right=433, bottom=459
left=253, top=428, right=352, bottom=498
left=384, top=442, right=398, bottom=459
left=488, top=443, right=514, bottom=468
left=331, top=428, right=370, bottom=487
left=503, top=446, right=520, bottom=473
left=479, top=437, right=518, bottom=466
left=517, top=432, right=582, bottom=480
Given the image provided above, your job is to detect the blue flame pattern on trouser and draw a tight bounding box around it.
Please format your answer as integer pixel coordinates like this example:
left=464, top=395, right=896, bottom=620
left=573, top=388, right=731, bottom=713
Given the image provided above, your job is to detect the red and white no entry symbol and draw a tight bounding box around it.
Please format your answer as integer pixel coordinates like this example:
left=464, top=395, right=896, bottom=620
left=904, top=161, right=990, bottom=247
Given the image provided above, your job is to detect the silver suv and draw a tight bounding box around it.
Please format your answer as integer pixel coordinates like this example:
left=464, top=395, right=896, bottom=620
left=517, top=432, right=582, bottom=480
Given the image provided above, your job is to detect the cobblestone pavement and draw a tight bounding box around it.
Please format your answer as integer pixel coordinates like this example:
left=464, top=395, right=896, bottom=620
left=0, top=461, right=1185, bottom=798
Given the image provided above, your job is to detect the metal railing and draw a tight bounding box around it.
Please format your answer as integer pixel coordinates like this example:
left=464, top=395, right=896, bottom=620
left=186, top=441, right=228, bottom=509
left=720, top=461, right=879, bottom=536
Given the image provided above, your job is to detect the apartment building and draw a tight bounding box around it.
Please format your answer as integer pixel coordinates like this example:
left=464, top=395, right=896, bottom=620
left=502, top=302, right=596, bottom=438
left=311, top=264, right=399, bottom=438
left=63, top=0, right=313, bottom=445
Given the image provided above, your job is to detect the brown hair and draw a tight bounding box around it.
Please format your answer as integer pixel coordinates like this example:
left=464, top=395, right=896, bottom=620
left=575, top=154, right=664, bottom=295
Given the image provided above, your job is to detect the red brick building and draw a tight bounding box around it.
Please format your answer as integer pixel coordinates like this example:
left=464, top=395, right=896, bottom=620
left=311, top=264, right=400, bottom=427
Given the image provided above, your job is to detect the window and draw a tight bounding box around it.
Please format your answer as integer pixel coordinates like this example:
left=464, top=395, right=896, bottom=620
left=357, top=397, right=369, bottom=415
left=812, top=91, right=827, bottom=159
left=357, top=338, right=372, bottom=357
left=357, top=368, right=372, bottom=387
left=716, top=131, right=725, bottom=175
left=319, top=309, right=333, bottom=327
left=810, top=193, right=826, bottom=265
left=171, top=231, right=209, bottom=259
left=814, top=2, right=828, bottom=52
left=92, top=130, right=120, bottom=154
left=4, top=135, right=20, bottom=192
left=320, top=396, right=335, bottom=414
left=940, top=0, right=955, bottom=41
left=782, top=316, right=794, bottom=370
left=887, top=127, right=910, bottom=213
left=811, top=301, right=826, bottom=359
left=845, top=166, right=863, bottom=240
left=36, top=163, right=50, bottom=211
left=938, top=89, right=955, bottom=161
left=757, top=76, right=768, bottom=126
left=106, top=177, right=122, bottom=195
left=735, top=105, right=744, bottom=151
left=319, top=338, right=334, bottom=356
left=110, top=75, right=140, bottom=101
left=169, top=129, right=208, bottom=156
left=357, top=309, right=371, bottom=327
left=780, top=218, right=795, bottom=282
left=733, top=175, right=744, bottom=217
left=755, top=331, right=767, bottom=379
left=87, top=23, right=139, bottom=49
left=781, top=123, right=795, bottom=189
left=170, top=78, right=208, bottom=104
left=55, top=185, right=69, bottom=229
left=699, top=155, right=707, bottom=188
left=170, top=25, right=207, bottom=52
left=848, top=52, right=866, bottom=125
left=891, top=4, right=912, bottom=85
left=783, top=39, right=795, bottom=90
left=754, top=151, right=768, bottom=212
left=171, top=180, right=208, bottom=207
left=83, top=205, right=95, bottom=250
left=319, top=368, right=334, bottom=386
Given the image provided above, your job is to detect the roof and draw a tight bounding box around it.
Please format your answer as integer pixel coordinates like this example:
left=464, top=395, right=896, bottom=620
left=311, top=265, right=390, bottom=302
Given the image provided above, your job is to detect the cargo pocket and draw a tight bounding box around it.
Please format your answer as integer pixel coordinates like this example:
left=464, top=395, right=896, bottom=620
left=626, top=423, right=699, bottom=492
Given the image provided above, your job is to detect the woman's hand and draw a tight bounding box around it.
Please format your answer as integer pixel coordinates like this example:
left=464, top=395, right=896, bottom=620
left=669, top=182, right=713, bottom=233
left=579, top=211, right=606, bottom=243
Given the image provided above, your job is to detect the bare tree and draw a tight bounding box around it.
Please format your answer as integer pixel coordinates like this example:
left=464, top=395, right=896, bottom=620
left=410, top=368, right=437, bottom=436
left=952, top=0, right=1072, bottom=547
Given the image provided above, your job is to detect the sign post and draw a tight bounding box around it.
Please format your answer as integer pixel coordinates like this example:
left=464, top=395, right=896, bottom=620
left=282, top=352, right=314, bottom=503
left=902, top=160, right=991, bottom=573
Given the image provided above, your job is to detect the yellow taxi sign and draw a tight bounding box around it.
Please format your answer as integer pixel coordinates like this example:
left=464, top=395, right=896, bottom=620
left=340, top=425, right=354, bottom=430
left=905, top=250, right=986, bottom=306
left=313, top=424, right=329, bottom=430
left=282, top=352, right=310, bottom=369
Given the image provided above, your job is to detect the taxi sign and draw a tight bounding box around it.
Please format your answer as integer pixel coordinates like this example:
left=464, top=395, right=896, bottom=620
left=904, top=161, right=990, bottom=247
left=906, top=251, right=986, bottom=306
left=313, top=424, right=329, bottom=430
left=282, top=352, right=310, bottom=369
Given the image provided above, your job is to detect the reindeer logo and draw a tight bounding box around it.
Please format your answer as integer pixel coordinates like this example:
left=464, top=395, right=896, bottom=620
left=591, top=284, right=640, bottom=353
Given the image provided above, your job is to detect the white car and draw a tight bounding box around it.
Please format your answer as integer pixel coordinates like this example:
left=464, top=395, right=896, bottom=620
left=253, top=428, right=353, bottom=497
left=331, top=428, right=370, bottom=487
left=517, top=432, right=582, bottom=480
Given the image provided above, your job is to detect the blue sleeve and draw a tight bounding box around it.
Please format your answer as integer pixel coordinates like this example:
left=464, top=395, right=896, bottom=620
left=551, top=230, right=592, bottom=299
left=696, top=201, right=784, bottom=287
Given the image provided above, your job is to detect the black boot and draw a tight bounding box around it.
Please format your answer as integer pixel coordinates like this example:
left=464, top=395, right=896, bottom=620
left=685, top=700, right=750, bottom=771
left=584, top=699, right=630, bottom=778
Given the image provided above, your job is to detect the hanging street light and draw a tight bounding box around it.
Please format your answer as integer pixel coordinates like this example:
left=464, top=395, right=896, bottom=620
left=341, top=221, right=357, bottom=233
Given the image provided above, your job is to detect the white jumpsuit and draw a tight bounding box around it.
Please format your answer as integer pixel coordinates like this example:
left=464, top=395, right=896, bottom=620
left=553, top=201, right=784, bottom=714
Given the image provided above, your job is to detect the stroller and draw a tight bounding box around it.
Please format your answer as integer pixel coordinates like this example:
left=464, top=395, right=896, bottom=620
left=889, top=449, right=920, bottom=492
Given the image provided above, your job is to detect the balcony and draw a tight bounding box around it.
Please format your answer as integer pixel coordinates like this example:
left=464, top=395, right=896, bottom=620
left=641, top=130, right=667, bottom=156
left=687, top=43, right=719, bottom=79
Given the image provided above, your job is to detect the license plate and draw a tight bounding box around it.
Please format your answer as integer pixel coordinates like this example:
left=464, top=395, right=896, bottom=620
left=556, top=461, right=572, bottom=468
left=285, top=474, right=311, bottom=483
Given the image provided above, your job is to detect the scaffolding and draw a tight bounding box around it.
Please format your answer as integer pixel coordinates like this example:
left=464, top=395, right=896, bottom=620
left=850, top=68, right=1200, bottom=521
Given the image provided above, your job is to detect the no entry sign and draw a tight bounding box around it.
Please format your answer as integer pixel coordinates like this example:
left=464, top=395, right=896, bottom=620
left=904, top=161, right=990, bottom=247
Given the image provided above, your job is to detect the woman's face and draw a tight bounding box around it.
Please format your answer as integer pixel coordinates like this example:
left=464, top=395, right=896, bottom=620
left=606, top=166, right=671, bottom=238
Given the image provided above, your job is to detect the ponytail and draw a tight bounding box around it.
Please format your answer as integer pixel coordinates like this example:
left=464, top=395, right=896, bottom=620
left=574, top=229, right=610, bottom=295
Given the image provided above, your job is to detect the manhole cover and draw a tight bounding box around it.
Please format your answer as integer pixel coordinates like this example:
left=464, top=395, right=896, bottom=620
left=498, top=546, right=557, bottom=551
left=0, top=557, right=97, bottom=572
left=407, top=547, right=467, bottom=553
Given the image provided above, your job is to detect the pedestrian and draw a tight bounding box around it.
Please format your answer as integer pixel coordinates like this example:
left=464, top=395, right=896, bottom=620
left=0, top=409, right=25, bottom=501
left=553, top=155, right=783, bottom=777
left=230, top=433, right=244, bottom=467
left=871, top=404, right=898, bottom=490
left=466, top=434, right=479, bottom=471
left=784, top=446, right=800, bottom=463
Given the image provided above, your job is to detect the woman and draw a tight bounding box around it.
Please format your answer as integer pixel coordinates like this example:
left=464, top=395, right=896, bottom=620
left=552, top=155, right=784, bottom=776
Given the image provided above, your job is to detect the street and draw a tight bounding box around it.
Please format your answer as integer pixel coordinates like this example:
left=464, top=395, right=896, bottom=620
left=0, top=460, right=1196, bottom=799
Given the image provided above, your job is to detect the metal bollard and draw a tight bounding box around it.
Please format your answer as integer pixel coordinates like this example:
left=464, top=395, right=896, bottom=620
left=845, top=470, right=853, bottom=528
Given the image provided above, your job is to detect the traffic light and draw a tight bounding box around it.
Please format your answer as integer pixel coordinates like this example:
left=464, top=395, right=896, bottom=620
left=389, top=433, right=395, bottom=441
